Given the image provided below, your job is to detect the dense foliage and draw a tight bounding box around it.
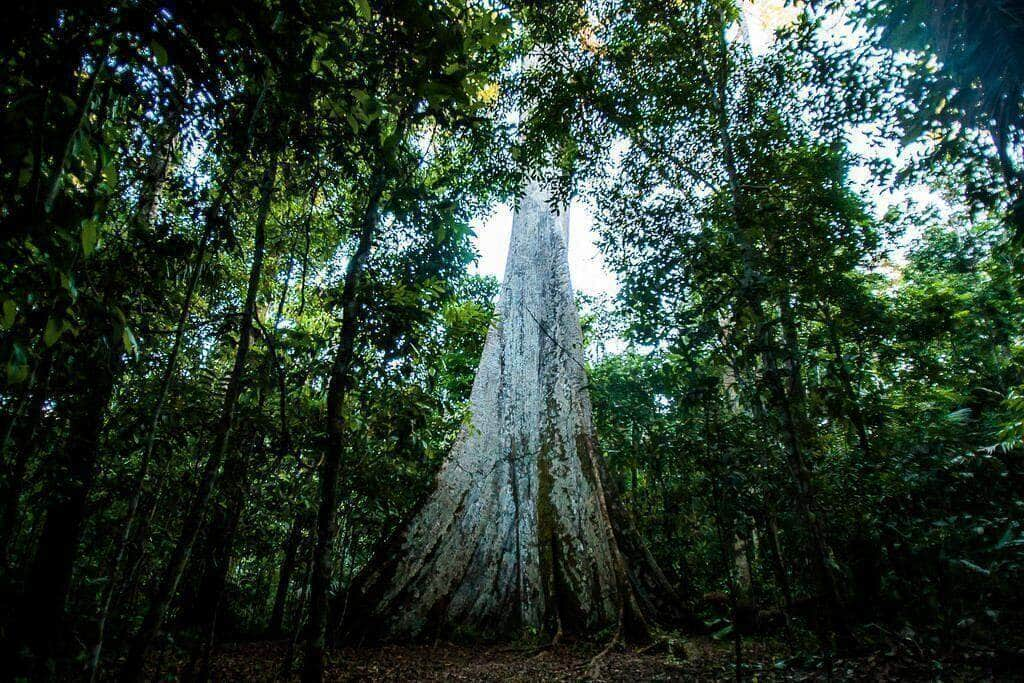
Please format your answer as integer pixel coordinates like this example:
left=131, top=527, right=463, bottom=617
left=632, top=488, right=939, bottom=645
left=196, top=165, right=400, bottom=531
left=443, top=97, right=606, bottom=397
left=1, top=0, right=1021, bottom=680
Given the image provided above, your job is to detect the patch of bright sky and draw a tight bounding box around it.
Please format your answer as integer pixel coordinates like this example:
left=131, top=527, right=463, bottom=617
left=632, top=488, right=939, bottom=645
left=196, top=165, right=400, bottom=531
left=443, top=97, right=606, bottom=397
left=470, top=0, right=951, bottom=299
left=470, top=199, right=613, bottom=297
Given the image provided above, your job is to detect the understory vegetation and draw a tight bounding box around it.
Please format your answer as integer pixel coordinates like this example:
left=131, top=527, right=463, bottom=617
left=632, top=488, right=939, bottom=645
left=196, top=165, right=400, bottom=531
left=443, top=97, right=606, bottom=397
left=1, top=0, right=1022, bottom=680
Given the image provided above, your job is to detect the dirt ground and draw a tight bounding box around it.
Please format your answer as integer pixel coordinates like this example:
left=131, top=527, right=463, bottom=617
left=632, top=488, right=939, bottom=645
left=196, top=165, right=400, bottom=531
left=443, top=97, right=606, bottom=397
left=155, top=635, right=1019, bottom=681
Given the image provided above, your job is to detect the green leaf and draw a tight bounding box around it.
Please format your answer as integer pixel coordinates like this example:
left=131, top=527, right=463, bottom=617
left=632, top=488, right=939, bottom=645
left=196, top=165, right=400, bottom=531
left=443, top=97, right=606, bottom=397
left=44, top=317, right=65, bottom=347
left=60, top=272, right=78, bottom=300
left=2, top=300, right=15, bottom=329
left=150, top=40, right=169, bottom=67
left=950, top=558, right=990, bottom=576
left=381, top=129, right=399, bottom=151
left=7, top=344, right=28, bottom=384
left=82, top=220, right=98, bottom=256
left=353, top=0, right=371, bottom=21
left=711, top=623, right=734, bottom=640
left=995, top=526, right=1023, bottom=550
left=101, top=159, right=118, bottom=186
left=122, top=326, right=138, bottom=356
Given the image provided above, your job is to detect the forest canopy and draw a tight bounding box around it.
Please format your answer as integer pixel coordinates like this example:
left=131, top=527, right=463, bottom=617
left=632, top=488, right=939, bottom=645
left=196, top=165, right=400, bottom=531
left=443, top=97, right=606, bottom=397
left=1, top=0, right=1022, bottom=680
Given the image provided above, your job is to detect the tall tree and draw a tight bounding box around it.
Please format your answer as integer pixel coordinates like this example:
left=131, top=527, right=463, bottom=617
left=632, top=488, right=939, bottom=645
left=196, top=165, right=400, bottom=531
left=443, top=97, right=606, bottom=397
left=343, top=181, right=685, bottom=641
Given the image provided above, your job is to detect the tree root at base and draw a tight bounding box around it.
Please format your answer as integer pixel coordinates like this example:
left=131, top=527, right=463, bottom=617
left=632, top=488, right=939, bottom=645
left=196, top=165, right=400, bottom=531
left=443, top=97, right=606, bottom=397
left=583, top=621, right=624, bottom=679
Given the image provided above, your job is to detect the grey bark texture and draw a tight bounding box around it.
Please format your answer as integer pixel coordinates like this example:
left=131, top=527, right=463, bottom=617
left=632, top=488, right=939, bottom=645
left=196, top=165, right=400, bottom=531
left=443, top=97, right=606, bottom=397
left=344, top=183, right=686, bottom=641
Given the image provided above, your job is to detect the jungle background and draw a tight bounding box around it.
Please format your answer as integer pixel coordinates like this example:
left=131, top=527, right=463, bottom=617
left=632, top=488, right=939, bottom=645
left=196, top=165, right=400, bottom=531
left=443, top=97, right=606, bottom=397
left=1, top=0, right=1022, bottom=679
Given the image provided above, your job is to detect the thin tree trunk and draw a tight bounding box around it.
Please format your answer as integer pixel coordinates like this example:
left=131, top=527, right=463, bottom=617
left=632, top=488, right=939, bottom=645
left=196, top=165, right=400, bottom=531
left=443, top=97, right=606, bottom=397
left=42, top=57, right=107, bottom=214
left=705, top=400, right=743, bottom=683
left=326, top=507, right=356, bottom=637
left=821, top=304, right=871, bottom=461
left=178, top=423, right=258, bottom=632
left=107, top=457, right=172, bottom=645
left=12, top=95, right=122, bottom=673
left=732, top=530, right=753, bottom=610
left=764, top=512, right=792, bottom=610
left=89, top=221, right=210, bottom=678
left=302, top=173, right=385, bottom=683
left=777, top=292, right=808, bottom=419
left=282, top=541, right=315, bottom=676
left=190, top=431, right=263, bottom=683
left=185, top=407, right=270, bottom=677
left=775, top=293, right=850, bottom=644
left=270, top=511, right=307, bottom=636
left=14, top=343, right=121, bottom=679
left=0, top=350, right=53, bottom=568
left=120, top=148, right=279, bottom=682
left=133, top=94, right=188, bottom=231
left=711, top=12, right=851, bottom=649
left=759, top=310, right=850, bottom=647
left=761, top=508, right=797, bottom=651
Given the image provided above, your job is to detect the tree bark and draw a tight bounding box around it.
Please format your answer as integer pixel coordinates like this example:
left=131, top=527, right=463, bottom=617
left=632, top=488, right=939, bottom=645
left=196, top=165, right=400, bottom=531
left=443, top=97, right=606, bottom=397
left=119, top=148, right=279, bottom=682
left=89, top=196, right=216, bottom=681
left=704, top=399, right=743, bottom=682
left=187, top=430, right=264, bottom=682
left=176, top=426, right=256, bottom=632
left=133, top=94, right=187, bottom=232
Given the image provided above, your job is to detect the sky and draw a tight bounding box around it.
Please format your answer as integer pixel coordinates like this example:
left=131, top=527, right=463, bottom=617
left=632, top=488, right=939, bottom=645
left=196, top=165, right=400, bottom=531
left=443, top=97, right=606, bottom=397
left=469, top=200, right=614, bottom=298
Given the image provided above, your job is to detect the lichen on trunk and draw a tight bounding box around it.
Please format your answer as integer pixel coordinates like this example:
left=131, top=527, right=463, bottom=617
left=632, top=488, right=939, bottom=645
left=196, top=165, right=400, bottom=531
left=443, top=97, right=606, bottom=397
left=344, top=183, right=686, bottom=642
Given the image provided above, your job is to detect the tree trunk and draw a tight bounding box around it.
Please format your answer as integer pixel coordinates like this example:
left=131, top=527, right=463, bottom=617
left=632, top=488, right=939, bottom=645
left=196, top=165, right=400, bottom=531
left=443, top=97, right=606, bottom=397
left=119, top=148, right=279, bottom=682
left=0, top=350, right=53, bottom=569
left=282, top=540, right=315, bottom=676
left=177, top=425, right=257, bottom=632
left=270, top=510, right=308, bottom=636
left=774, top=293, right=850, bottom=645
left=326, top=508, right=355, bottom=637
left=704, top=399, right=743, bottom=682
left=89, top=199, right=217, bottom=681
left=821, top=305, right=871, bottom=461
left=133, top=94, right=187, bottom=232
left=188, top=431, right=263, bottom=682
left=302, top=173, right=385, bottom=683
left=341, top=183, right=685, bottom=645
left=14, top=342, right=121, bottom=679
left=761, top=508, right=797, bottom=650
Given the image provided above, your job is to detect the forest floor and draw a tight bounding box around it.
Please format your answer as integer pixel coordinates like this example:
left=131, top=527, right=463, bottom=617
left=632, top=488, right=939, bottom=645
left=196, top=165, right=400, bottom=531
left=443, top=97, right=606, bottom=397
left=152, top=634, right=1019, bottom=681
